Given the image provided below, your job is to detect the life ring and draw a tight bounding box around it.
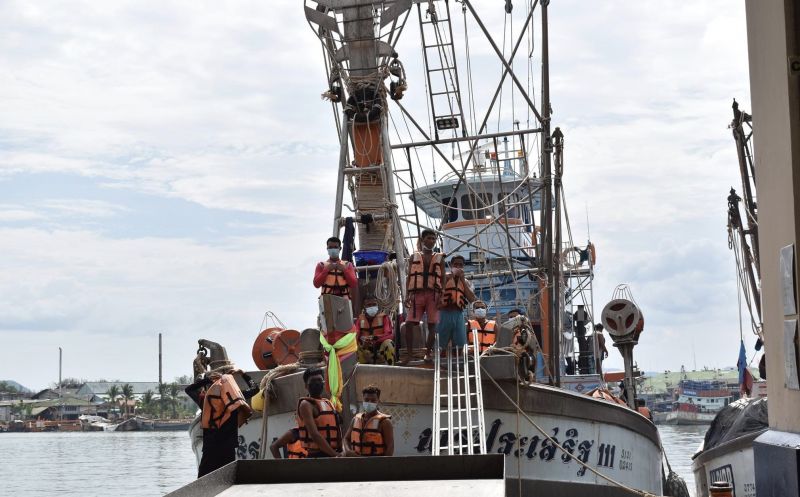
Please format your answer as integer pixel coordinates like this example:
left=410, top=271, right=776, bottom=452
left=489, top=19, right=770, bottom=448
left=561, top=246, right=583, bottom=269
left=252, top=328, right=302, bottom=370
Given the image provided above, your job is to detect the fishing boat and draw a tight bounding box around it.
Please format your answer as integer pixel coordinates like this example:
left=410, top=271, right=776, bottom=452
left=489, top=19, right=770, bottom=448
left=661, top=379, right=734, bottom=426
left=179, top=1, right=675, bottom=496
left=691, top=101, right=767, bottom=497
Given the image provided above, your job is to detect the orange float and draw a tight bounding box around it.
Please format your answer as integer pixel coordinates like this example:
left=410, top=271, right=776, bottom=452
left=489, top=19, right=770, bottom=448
left=252, top=328, right=302, bottom=370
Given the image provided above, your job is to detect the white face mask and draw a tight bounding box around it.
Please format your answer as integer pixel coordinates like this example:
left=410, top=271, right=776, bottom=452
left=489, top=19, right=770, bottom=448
left=366, top=306, right=379, bottom=317
left=474, top=308, right=487, bottom=318
left=362, top=401, right=378, bottom=413
left=327, top=248, right=340, bottom=259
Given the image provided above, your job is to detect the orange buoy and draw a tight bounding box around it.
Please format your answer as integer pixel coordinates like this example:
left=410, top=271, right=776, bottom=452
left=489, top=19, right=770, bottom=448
left=252, top=328, right=302, bottom=370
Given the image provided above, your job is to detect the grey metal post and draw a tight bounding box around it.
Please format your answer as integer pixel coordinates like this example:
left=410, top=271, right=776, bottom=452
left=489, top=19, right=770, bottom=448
left=332, top=113, right=351, bottom=236
left=380, top=116, right=408, bottom=301
left=159, top=332, right=164, bottom=418
left=59, top=347, right=63, bottom=421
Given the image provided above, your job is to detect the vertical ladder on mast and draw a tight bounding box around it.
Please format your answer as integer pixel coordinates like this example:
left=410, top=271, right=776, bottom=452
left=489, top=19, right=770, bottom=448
left=432, top=330, right=487, bottom=455
left=418, top=0, right=469, bottom=140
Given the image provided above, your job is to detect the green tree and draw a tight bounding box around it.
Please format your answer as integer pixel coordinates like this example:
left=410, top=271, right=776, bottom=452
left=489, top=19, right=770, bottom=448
left=168, top=382, right=180, bottom=419
left=121, top=384, right=134, bottom=418
left=174, top=375, right=192, bottom=385
left=0, top=381, right=18, bottom=393
left=106, top=385, right=120, bottom=417
left=158, top=383, right=168, bottom=418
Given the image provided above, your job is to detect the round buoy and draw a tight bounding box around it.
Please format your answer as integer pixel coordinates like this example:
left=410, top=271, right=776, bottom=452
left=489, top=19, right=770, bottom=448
left=601, top=299, right=641, bottom=338
left=271, top=329, right=301, bottom=365
left=252, top=328, right=302, bottom=370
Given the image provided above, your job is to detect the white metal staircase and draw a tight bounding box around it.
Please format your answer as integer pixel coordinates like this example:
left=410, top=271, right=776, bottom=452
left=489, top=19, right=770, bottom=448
left=432, top=330, right=487, bottom=455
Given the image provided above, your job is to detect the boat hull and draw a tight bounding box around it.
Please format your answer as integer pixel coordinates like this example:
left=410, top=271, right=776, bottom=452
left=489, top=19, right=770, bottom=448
left=657, top=410, right=717, bottom=425
left=189, top=365, right=663, bottom=496
left=692, top=430, right=764, bottom=497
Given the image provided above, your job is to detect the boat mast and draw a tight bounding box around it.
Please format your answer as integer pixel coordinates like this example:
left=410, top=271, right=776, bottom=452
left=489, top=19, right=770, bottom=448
left=540, top=0, right=559, bottom=386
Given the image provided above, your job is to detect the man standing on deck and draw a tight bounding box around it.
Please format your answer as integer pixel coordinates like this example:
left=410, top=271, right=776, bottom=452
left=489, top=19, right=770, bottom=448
left=314, top=236, right=359, bottom=312
left=403, top=229, right=446, bottom=363
left=437, top=255, right=476, bottom=352
left=186, top=370, right=258, bottom=477
left=297, top=367, right=342, bottom=458
left=589, top=323, right=609, bottom=375
left=573, top=304, right=590, bottom=374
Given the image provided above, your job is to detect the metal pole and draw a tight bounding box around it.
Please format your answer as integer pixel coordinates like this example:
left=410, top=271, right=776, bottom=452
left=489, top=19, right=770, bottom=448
left=552, top=128, right=564, bottom=385
left=333, top=113, right=351, bottom=236
left=381, top=116, right=408, bottom=302
left=59, top=347, right=63, bottom=421
left=159, top=332, right=164, bottom=418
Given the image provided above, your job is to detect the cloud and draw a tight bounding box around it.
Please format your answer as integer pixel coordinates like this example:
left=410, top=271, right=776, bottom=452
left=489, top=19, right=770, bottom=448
left=0, top=0, right=756, bottom=389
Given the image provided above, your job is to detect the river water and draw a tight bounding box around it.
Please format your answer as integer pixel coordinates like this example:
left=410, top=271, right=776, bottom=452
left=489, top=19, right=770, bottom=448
left=0, top=425, right=707, bottom=497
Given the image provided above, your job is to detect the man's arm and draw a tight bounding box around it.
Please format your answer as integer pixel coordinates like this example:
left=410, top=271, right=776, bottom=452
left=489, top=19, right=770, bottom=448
left=270, top=429, right=297, bottom=459
left=298, top=399, right=338, bottom=457
left=462, top=278, right=477, bottom=303
left=313, top=262, right=330, bottom=288
left=342, top=417, right=355, bottom=453
left=380, top=417, right=394, bottom=456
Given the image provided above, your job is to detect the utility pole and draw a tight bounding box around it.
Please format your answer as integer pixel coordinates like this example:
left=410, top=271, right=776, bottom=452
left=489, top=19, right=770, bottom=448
left=159, top=333, right=164, bottom=419
left=59, top=347, right=63, bottom=421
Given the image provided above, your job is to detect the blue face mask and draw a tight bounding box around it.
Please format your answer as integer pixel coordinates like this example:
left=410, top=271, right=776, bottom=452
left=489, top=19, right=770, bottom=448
left=327, top=248, right=340, bottom=259
left=362, top=401, right=378, bottom=413
left=474, top=308, right=487, bottom=318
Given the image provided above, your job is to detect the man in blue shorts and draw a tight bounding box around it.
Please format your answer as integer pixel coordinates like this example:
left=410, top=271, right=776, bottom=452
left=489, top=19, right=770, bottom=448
left=437, top=255, right=476, bottom=350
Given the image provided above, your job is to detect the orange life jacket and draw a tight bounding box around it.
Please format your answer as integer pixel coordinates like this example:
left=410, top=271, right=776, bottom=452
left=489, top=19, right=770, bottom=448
left=297, top=397, right=340, bottom=453
left=440, top=276, right=467, bottom=308
left=358, top=313, right=386, bottom=341
left=201, top=374, right=253, bottom=430
left=637, top=406, right=652, bottom=421
left=407, top=252, right=444, bottom=292
left=350, top=411, right=391, bottom=456
left=321, top=262, right=351, bottom=298
left=468, top=319, right=497, bottom=352
left=286, top=438, right=307, bottom=459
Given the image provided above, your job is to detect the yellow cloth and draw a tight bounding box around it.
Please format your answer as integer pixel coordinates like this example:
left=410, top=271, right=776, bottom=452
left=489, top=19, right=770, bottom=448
left=320, top=331, right=357, bottom=412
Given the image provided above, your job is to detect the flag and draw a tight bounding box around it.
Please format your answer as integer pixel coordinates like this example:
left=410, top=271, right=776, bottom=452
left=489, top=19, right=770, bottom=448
left=738, top=339, right=753, bottom=396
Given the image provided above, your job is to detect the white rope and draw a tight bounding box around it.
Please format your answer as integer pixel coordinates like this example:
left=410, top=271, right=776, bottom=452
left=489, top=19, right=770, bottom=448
left=375, top=260, right=400, bottom=313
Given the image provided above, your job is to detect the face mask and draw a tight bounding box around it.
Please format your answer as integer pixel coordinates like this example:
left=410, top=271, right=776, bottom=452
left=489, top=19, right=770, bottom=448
left=474, top=308, right=487, bottom=318
left=362, top=401, right=378, bottom=413
left=327, top=248, right=340, bottom=259
left=365, top=306, right=379, bottom=317
left=308, top=381, right=324, bottom=397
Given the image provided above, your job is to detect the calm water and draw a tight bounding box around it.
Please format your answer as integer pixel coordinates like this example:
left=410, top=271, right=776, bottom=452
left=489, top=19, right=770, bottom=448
left=0, top=425, right=706, bottom=497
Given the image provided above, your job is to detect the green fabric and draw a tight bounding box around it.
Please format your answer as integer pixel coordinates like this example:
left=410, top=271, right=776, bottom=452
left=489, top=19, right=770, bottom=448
left=319, top=332, right=357, bottom=411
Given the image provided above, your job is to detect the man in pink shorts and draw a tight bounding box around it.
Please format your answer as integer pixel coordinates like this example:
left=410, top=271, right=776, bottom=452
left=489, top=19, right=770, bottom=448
left=403, top=229, right=446, bottom=364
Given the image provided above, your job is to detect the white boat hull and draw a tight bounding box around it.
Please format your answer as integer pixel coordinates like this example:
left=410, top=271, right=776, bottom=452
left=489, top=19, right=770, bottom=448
left=692, top=431, right=764, bottom=497
left=189, top=365, right=664, bottom=496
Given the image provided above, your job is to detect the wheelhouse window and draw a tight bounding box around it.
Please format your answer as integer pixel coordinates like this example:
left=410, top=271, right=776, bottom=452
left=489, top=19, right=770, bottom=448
left=462, top=193, right=493, bottom=220
left=441, top=197, right=458, bottom=223
left=498, top=193, right=519, bottom=218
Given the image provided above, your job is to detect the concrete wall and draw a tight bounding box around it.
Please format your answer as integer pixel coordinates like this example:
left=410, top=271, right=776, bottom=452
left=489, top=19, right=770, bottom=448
left=745, top=0, right=800, bottom=432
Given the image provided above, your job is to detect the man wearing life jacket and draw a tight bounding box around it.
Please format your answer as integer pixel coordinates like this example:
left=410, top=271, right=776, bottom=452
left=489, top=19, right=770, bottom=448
left=314, top=236, right=359, bottom=303
left=297, top=367, right=342, bottom=458
left=573, top=304, right=590, bottom=374
left=436, top=255, right=476, bottom=352
left=356, top=296, right=395, bottom=365
left=403, top=229, right=446, bottom=363
left=635, top=398, right=653, bottom=421
left=185, top=370, right=259, bottom=477
left=270, top=425, right=307, bottom=459
left=344, top=384, right=394, bottom=456
left=468, top=300, right=496, bottom=353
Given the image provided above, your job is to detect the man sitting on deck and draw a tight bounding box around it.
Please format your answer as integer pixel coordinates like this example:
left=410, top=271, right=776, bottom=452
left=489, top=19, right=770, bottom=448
left=344, top=384, right=394, bottom=456
left=355, top=296, right=395, bottom=365
left=436, top=255, right=476, bottom=352
left=297, top=367, right=342, bottom=458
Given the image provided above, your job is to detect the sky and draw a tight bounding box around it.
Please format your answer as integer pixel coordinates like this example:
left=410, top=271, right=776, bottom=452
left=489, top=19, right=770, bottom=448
left=0, top=1, right=754, bottom=391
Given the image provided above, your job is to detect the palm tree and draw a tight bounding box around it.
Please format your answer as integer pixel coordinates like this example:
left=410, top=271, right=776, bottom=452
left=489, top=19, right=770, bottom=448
left=106, top=385, right=120, bottom=417
left=168, top=382, right=180, bottom=418
left=141, top=390, right=154, bottom=416
left=121, top=384, right=134, bottom=418
left=158, top=383, right=168, bottom=419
